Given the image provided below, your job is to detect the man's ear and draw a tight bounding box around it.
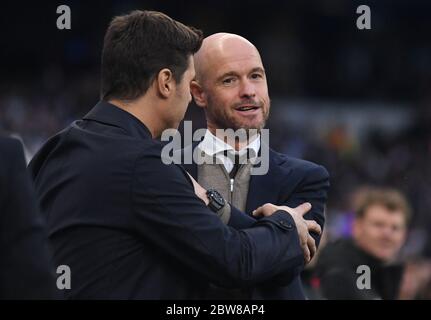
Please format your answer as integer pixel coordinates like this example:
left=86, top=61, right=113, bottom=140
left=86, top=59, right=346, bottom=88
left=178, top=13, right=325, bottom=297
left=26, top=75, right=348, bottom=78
left=190, top=80, right=207, bottom=108
left=156, top=68, right=175, bottom=99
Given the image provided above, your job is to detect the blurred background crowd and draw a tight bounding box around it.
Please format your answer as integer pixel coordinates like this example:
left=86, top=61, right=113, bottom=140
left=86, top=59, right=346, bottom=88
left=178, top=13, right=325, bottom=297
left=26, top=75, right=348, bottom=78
left=1, top=0, right=431, bottom=299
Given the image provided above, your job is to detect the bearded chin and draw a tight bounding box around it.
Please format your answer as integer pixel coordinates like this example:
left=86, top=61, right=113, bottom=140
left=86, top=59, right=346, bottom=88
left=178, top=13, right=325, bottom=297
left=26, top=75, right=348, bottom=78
left=207, top=100, right=270, bottom=132
left=210, top=112, right=266, bottom=137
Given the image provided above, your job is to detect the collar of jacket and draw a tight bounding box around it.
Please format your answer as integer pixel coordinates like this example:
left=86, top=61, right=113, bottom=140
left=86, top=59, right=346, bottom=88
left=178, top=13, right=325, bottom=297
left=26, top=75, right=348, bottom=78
left=83, top=101, right=153, bottom=140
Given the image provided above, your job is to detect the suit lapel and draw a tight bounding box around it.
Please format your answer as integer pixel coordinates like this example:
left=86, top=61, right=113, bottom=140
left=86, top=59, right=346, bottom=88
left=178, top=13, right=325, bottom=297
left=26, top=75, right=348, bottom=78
left=246, top=149, right=291, bottom=214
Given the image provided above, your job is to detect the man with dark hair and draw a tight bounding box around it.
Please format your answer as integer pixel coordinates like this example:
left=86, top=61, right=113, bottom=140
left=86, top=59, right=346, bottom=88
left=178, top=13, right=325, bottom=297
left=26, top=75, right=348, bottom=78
left=29, top=10, right=320, bottom=299
left=100, top=10, right=202, bottom=102
left=0, top=136, right=58, bottom=299
left=314, top=187, right=409, bottom=299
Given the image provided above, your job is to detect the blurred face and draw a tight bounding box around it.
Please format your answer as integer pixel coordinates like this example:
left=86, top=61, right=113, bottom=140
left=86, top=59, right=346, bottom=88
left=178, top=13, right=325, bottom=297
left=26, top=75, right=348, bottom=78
left=353, top=204, right=407, bottom=262
left=169, top=56, right=195, bottom=129
left=195, top=39, right=270, bottom=131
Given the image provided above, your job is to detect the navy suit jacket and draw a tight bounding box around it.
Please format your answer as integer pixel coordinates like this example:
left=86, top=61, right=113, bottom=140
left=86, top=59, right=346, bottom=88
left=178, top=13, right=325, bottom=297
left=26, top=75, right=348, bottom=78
left=28, top=101, right=309, bottom=299
left=0, top=137, right=58, bottom=299
left=182, top=139, right=330, bottom=299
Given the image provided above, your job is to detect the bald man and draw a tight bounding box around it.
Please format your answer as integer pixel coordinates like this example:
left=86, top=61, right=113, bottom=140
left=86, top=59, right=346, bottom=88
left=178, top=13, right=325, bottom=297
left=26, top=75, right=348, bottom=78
left=182, top=33, right=330, bottom=299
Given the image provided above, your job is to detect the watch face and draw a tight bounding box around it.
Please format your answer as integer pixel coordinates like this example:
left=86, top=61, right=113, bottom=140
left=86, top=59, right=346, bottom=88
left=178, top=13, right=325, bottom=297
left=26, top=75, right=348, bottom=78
left=208, top=189, right=225, bottom=207
left=215, top=194, right=224, bottom=205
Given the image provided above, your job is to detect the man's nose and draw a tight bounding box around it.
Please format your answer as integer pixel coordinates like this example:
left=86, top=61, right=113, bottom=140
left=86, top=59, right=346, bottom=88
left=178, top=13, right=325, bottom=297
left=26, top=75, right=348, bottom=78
left=381, top=225, right=394, bottom=238
left=239, top=79, right=256, bottom=98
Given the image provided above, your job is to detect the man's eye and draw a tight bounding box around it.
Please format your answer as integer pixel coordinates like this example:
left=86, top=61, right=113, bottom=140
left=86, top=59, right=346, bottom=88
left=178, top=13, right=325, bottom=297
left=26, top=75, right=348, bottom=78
left=251, top=73, right=263, bottom=79
left=373, top=222, right=384, bottom=229
left=222, top=78, right=234, bottom=84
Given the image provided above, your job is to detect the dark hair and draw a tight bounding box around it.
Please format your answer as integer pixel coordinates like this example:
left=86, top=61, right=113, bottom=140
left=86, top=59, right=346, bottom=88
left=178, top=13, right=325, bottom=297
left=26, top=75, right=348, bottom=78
left=101, top=10, right=203, bottom=101
left=353, top=187, right=411, bottom=223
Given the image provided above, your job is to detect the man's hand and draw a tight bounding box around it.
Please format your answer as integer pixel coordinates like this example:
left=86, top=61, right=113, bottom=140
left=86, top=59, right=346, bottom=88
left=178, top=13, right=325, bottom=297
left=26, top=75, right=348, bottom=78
left=186, top=172, right=209, bottom=206
left=253, top=202, right=321, bottom=264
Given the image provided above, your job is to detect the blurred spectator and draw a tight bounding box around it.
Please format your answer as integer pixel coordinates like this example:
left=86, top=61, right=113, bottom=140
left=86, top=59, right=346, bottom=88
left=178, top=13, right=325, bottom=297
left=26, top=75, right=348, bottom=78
left=312, top=187, right=410, bottom=299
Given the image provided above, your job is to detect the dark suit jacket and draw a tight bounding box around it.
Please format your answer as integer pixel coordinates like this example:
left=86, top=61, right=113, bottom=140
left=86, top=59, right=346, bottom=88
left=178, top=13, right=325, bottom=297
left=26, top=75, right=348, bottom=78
left=28, top=101, right=308, bottom=299
left=182, top=139, right=330, bottom=299
left=0, top=136, right=58, bottom=299
left=315, top=238, right=404, bottom=299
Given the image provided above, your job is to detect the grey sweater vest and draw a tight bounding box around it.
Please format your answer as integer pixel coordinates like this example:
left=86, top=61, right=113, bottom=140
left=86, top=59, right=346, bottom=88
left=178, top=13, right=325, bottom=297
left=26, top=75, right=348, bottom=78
left=197, top=162, right=253, bottom=214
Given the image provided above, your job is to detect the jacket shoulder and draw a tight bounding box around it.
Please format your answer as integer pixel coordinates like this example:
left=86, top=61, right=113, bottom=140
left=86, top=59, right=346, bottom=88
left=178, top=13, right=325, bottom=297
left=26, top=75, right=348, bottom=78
left=272, top=150, right=329, bottom=180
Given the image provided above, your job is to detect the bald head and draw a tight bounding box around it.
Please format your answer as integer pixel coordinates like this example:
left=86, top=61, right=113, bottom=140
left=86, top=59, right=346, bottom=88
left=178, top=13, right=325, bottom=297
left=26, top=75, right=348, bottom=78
left=194, top=33, right=262, bottom=84
left=190, top=32, right=270, bottom=133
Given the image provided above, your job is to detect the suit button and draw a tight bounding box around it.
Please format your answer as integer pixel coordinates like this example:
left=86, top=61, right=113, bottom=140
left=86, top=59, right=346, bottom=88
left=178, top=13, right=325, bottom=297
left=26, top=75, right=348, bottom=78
left=280, top=220, right=293, bottom=229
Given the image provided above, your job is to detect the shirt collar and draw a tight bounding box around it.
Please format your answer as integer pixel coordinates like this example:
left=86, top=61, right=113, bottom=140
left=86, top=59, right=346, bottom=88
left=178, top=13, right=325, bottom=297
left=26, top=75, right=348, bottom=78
left=198, top=129, right=261, bottom=160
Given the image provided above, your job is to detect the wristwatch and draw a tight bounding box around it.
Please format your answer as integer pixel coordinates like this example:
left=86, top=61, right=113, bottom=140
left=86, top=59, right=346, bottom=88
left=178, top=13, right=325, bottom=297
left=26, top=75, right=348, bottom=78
left=206, top=189, right=226, bottom=212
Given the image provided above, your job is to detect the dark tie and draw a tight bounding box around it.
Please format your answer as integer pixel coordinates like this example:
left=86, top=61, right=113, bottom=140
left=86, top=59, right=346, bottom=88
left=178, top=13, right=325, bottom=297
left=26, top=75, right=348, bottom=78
left=229, top=153, right=241, bottom=179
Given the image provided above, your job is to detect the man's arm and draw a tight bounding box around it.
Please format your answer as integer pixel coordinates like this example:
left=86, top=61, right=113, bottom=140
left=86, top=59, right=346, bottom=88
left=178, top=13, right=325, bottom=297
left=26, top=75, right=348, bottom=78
left=184, top=168, right=321, bottom=287
left=184, top=171, right=257, bottom=228
left=280, top=164, right=330, bottom=248
left=250, top=163, right=330, bottom=286
left=185, top=162, right=329, bottom=238
left=228, top=205, right=257, bottom=228
left=131, top=153, right=305, bottom=289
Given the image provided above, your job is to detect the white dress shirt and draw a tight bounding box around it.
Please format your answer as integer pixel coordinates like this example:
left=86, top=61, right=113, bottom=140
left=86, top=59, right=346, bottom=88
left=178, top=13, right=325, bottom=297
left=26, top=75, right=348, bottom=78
left=197, top=130, right=261, bottom=173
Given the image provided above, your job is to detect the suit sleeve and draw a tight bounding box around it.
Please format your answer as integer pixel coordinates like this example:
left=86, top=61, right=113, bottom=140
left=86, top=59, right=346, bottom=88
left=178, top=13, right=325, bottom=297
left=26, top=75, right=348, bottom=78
left=282, top=164, right=330, bottom=247
left=131, top=153, right=305, bottom=289
left=0, top=138, right=59, bottom=299
left=227, top=205, right=257, bottom=228
left=218, top=163, right=329, bottom=288
left=265, top=164, right=330, bottom=286
left=200, top=164, right=329, bottom=238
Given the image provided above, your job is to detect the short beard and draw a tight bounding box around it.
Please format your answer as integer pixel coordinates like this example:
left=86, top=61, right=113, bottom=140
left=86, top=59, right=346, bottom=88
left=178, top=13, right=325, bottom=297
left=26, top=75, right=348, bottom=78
left=206, top=100, right=270, bottom=134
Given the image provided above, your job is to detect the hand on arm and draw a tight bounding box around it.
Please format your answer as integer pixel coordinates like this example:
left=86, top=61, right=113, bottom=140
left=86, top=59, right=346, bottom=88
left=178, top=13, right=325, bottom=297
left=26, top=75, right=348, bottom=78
left=253, top=202, right=321, bottom=264
left=132, top=155, right=305, bottom=288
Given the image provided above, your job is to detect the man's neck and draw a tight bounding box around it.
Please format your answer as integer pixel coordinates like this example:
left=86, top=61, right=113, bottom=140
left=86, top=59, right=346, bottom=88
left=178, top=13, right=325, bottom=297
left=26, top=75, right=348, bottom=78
left=109, top=97, right=163, bottom=139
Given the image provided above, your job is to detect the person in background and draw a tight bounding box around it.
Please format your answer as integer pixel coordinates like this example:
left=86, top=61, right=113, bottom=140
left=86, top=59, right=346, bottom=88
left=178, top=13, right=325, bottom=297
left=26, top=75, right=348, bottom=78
left=314, top=187, right=409, bottom=299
